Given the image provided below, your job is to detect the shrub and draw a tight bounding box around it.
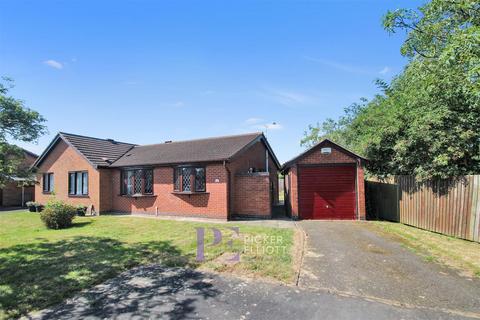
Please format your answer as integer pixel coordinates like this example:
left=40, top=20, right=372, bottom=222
left=40, top=200, right=77, bottom=229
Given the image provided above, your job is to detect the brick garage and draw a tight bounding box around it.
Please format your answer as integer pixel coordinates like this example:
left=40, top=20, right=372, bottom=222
left=283, top=139, right=366, bottom=220
left=33, top=132, right=280, bottom=220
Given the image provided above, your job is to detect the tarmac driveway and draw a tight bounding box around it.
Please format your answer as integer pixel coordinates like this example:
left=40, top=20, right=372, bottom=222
left=32, top=265, right=476, bottom=320
left=298, top=221, right=480, bottom=317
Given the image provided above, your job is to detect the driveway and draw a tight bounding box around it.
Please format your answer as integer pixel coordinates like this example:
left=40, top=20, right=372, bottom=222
left=298, top=221, right=480, bottom=317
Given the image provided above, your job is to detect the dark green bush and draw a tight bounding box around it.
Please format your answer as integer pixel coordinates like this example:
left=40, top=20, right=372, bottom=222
left=40, top=200, right=77, bottom=229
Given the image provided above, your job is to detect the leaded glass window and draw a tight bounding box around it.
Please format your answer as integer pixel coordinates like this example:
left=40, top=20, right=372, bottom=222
left=121, top=169, right=153, bottom=195
left=182, top=167, right=193, bottom=192
left=195, top=168, right=206, bottom=192
left=144, top=169, right=153, bottom=194
left=174, top=167, right=181, bottom=191
left=173, top=166, right=206, bottom=192
left=134, top=170, right=143, bottom=194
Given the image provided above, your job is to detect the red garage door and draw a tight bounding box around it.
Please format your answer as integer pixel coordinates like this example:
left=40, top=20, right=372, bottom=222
left=299, top=166, right=356, bottom=220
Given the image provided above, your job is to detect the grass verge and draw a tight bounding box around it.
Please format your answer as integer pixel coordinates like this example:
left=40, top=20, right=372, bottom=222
left=370, top=221, right=480, bottom=278
left=0, top=211, right=293, bottom=319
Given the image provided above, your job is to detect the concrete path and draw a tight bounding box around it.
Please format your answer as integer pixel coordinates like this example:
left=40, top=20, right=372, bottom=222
left=298, top=221, right=480, bottom=318
left=124, top=213, right=295, bottom=229
left=31, top=265, right=475, bottom=320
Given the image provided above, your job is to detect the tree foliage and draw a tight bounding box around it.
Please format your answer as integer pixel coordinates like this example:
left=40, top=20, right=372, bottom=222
left=302, top=0, right=480, bottom=180
left=0, top=78, right=47, bottom=187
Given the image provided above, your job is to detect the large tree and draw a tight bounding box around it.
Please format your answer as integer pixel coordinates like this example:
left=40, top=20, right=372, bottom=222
left=0, top=78, right=47, bottom=187
left=302, top=0, right=480, bottom=180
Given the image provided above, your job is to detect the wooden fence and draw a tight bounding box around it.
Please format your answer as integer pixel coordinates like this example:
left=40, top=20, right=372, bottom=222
left=366, top=175, right=480, bottom=243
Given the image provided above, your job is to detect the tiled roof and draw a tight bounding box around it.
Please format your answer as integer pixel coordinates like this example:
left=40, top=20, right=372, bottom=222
left=32, top=132, right=135, bottom=168
left=110, top=132, right=263, bottom=167
left=59, top=133, right=135, bottom=167
left=33, top=132, right=280, bottom=169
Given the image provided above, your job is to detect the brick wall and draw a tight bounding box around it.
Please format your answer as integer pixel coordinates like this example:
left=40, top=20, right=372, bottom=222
left=233, top=173, right=271, bottom=217
left=35, top=140, right=101, bottom=211
left=227, top=140, right=279, bottom=215
left=110, top=164, right=229, bottom=219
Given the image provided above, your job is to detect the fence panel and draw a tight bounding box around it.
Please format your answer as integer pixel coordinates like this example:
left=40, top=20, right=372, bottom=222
left=366, top=175, right=480, bottom=242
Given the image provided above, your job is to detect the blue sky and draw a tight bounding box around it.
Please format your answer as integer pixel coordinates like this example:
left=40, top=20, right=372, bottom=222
left=0, top=0, right=422, bottom=163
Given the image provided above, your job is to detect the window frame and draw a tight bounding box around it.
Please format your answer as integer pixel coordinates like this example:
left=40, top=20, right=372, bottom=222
left=172, top=165, right=206, bottom=193
left=68, top=171, right=89, bottom=196
left=42, top=173, right=54, bottom=193
left=120, top=168, right=154, bottom=196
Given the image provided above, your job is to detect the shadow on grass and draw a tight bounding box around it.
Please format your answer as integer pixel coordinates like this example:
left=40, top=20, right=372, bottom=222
left=69, top=221, right=93, bottom=228
left=0, top=236, right=215, bottom=319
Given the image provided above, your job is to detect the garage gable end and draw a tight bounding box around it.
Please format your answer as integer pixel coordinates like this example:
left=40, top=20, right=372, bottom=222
left=282, top=139, right=366, bottom=170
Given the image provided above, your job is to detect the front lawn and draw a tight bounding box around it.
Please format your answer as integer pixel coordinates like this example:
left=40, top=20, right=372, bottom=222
left=369, top=221, right=480, bottom=278
left=0, top=211, right=294, bottom=319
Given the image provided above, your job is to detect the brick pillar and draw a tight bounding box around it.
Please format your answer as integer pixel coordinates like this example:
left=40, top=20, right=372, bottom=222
left=357, top=161, right=366, bottom=220
left=290, top=166, right=299, bottom=219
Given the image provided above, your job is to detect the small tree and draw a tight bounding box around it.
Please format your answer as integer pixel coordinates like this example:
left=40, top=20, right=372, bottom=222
left=0, top=77, right=47, bottom=187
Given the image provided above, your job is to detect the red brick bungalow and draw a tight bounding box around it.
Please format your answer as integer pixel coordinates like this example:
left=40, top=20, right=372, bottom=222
left=32, top=132, right=280, bottom=219
left=282, top=139, right=367, bottom=220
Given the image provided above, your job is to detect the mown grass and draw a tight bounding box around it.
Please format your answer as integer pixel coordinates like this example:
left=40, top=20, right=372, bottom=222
left=0, top=211, right=293, bottom=319
left=370, top=221, right=480, bottom=278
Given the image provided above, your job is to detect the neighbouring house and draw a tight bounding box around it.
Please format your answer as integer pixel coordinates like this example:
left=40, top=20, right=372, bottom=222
left=282, top=139, right=367, bottom=220
left=32, top=132, right=281, bottom=219
left=0, top=149, right=38, bottom=207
